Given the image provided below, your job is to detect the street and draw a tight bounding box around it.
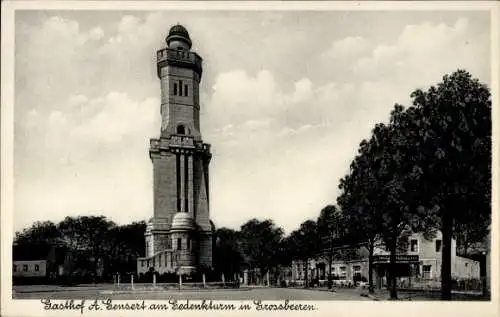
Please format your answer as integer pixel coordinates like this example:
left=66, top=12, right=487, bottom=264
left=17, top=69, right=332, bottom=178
left=13, top=285, right=370, bottom=301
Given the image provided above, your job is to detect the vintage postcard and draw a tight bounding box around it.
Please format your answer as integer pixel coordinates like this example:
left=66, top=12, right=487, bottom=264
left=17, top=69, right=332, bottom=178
left=1, top=1, right=499, bottom=317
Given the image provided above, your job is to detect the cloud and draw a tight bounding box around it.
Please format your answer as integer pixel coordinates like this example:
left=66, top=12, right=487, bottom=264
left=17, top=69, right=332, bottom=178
left=353, top=18, right=489, bottom=85
left=13, top=13, right=490, bottom=234
left=322, top=36, right=372, bottom=59
left=15, top=92, right=159, bottom=229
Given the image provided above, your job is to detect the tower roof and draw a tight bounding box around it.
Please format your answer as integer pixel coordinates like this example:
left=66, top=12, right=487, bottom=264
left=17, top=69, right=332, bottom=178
left=166, top=24, right=192, bottom=49
left=171, top=212, right=196, bottom=231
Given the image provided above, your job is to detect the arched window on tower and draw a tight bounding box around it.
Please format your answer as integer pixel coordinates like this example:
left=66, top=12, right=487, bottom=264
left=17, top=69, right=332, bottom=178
left=177, top=125, right=186, bottom=135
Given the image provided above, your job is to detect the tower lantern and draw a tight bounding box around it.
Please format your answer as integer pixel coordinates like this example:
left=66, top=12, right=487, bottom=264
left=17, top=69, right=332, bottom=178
left=166, top=24, right=192, bottom=50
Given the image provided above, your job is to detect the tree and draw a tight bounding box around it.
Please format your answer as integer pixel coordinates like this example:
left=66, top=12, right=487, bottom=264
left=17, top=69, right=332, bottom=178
left=15, top=220, right=62, bottom=247
left=239, top=219, right=284, bottom=284
left=287, top=220, right=320, bottom=288
left=107, top=221, right=146, bottom=275
left=409, top=70, right=491, bottom=299
left=316, top=205, right=342, bottom=287
left=58, top=216, right=117, bottom=276
left=213, top=227, right=242, bottom=279
left=14, top=221, right=63, bottom=263
left=338, top=139, right=382, bottom=294
left=338, top=104, right=438, bottom=299
left=454, top=214, right=490, bottom=257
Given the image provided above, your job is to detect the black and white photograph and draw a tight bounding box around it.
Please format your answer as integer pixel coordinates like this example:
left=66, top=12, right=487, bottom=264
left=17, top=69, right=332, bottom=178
left=1, top=1, right=498, bottom=316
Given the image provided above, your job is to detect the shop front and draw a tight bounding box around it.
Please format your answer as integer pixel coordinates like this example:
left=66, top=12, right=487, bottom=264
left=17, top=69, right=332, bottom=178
left=372, top=254, right=419, bottom=289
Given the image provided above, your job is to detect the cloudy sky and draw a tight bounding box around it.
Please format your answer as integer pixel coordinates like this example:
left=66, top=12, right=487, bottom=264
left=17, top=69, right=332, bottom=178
left=13, top=9, right=491, bottom=233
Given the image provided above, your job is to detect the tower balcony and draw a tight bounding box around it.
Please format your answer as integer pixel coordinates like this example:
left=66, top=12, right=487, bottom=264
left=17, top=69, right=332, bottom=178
left=157, top=48, right=203, bottom=78
left=150, top=136, right=211, bottom=157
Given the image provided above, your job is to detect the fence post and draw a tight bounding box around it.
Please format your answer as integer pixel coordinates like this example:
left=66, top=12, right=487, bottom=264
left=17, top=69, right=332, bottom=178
left=202, top=273, right=206, bottom=288
left=131, top=274, right=135, bottom=290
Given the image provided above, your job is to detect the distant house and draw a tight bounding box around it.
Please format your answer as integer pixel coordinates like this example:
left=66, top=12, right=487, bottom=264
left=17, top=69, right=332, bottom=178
left=12, top=243, right=71, bottom=284
left=290, top=230, right=481, bottom=289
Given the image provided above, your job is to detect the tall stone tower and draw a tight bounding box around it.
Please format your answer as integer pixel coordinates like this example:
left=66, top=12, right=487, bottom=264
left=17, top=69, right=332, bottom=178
left=137, top=25, right=213, bottom=276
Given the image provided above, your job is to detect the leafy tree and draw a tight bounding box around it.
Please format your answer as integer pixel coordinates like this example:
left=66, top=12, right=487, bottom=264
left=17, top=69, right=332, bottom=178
left=239, top=219, right=284, bottom=284
left=316, top=205, right=342, bottom=286
left=107, top=221, right=146, bottom=275
left=58, top=216, right=117, bottom=276
left=338, top=155, right=380, bottom=293
left=213, top=227, right=242, bottom=279
left=14, top=221, right=63, bottom=264
left=409, top=70, right=491, bottom=299
left=287, top=220, right=320, bottom=288
left=14, top=221, right=62, bottom=248
left=338, top=105, right=436, bottom=299
left=338, top=137, right=385, bottom=294
left=454, top=215, right=490, bottom=257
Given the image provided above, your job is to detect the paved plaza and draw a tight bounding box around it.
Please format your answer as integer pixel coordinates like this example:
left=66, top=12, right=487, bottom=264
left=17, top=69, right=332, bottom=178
left=13, top=285, right=370, bottom=301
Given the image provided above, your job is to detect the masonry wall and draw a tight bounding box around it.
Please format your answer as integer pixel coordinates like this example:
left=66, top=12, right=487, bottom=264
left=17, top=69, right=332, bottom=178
left=13, top=260, right=47, bottom=277
left=138, top=251, right=177, bottom=274
left=159, top=65, right=201, bottom=138
left=454, top=256, right=480, bottom=279
left=193, top=156, right=211, bottom=232
left=152, top=153, right=177, bottom=222
left=170, top=231, right=196, bottom=267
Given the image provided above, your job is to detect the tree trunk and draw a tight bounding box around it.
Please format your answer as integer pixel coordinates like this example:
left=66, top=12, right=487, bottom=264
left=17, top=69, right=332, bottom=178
left=328, top=252, right=333, bottom=289
left=304, top=259, right=309, bottom=288
left=368, top=241, right=374, bottom=293
left=389, top=240, right=398, bottom=299
left=441, top=212, right=453, bottom=300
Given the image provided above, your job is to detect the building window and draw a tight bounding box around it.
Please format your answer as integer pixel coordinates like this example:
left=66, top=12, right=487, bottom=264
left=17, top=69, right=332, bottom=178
left=177, top=238, right=182, bottom=250
left=174, top=83, right=178, bottom=95
left=13, top=265, right=17, bottom=272
left=353, top=265, right=361, bottom=275
left=179, top=80, right=183, bottom=96
left=340, top=266, right=347, bottom=279
left=159, top=254, right=162, bottom=267
left=23, top=265, right=28, bottom=272
left=435, top=240, right=442, bottom=252
left=410, top=239, right=418, bottom=252
left=177, top=125, right=185, bottom=134
left=187, top=238, right=191, bottom=250
left=35, top=264, right=40, bottom=272
left=184, top=85, right=188, bottom=97
left=170, top=254, right=174, bottom=267
left=423, top=265, right=431, bottom=279
left=465, top=263, right=468, bottom=267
